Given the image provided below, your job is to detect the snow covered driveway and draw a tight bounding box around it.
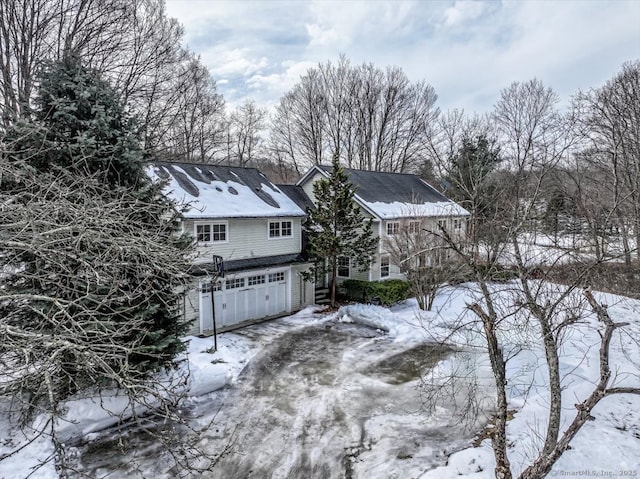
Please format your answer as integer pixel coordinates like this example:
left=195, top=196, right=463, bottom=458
left=64, top=306, right=478, bottom=479
left=197, top=320, right=473, bottom=479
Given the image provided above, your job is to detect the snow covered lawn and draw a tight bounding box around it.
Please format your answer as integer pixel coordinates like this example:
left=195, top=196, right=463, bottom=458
left=2, top=284, right=639, bottom=478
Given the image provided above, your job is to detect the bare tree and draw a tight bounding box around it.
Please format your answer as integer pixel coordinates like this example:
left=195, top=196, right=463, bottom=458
left=422, top=79, right=639, bottom=479
left=573, top=61, right=640, bottom=263
left=0, top=0, right=230, bottom=166
left=161, top=54, right=226, bottom=163
left=269, top=57, right=439, bottom=173
left=227, top=99, right=266, bottom=166
left=385, top=216, right=465, bottom=311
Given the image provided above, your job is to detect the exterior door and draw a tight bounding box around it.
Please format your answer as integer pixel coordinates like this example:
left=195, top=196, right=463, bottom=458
left=200, top=283, right=213, bottom=332
left=266, top=271, right=287, bottom=316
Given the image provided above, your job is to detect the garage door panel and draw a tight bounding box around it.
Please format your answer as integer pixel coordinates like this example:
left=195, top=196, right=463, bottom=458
left=201, top=271, right=289, bottom=331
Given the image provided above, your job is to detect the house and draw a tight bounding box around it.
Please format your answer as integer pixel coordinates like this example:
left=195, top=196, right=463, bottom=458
left=150, top=161, right=315, bottom=335
left=296, top=165, right=470, bottom=283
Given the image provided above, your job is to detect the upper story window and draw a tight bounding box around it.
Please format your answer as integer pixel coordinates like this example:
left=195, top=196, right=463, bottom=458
left=407, top=221, right=420, bottom=234
left=437, top=219, right=447, bottom=230
left=269, top=220, right=293, bottom=238
left=196, top=222, right=227, bottom=243
left=337, top=257, right=350, bottom=278
left=386, top=222, right=400, bottom=236
left=453, top=218, right=462, bottom=230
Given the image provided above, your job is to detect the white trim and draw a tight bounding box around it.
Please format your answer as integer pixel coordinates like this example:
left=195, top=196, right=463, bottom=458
left=297, top=165, right=381, bottom=219
left=198, top=281, right=205, bottom=335
left=286, top=267, right=292, bottom=312
left=380, top=255, right=390, bottom=278
left=194, top=220, right=229, bottom=245
left=386, top=221, right=400, bottom=236
left=267, top=219, right=294, bottom=240
left=337, top=257, right=350, bottom=278
left=295, top=165, right=328, bottom=186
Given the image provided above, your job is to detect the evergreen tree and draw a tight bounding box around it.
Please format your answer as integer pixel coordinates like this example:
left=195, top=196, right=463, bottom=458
left=304, top=154, right=378, bottom=307
left=446, top=135, right=504, bottom=245
left=8, top=55, right=144, bottom=187
left=0, top=57, right=193, bottom=408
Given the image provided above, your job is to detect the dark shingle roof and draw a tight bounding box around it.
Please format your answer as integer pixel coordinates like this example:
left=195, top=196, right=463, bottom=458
left=316, top=165, right=449, bottom=204
left=276, top=184, right=315, bottom=212
left=191, top=253, right=307, bottom=276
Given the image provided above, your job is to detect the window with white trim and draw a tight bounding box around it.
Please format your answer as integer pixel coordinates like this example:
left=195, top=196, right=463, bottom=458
left=408, top=221, right=420, bottom=234
left=453, top=218, right=462, bottom=230
left=386, top=222, right=400, bottom=236
left=196, top=223, right=227, bottom=243
left=201, top=281, right=222, bottom=293
left=337, top=257, right=350, bottom=277
left=380, top=256, right=390, bottom=278
left=226, top=278, right=245, bottom=289
left=269, top=272, right=285, bottom=282
left=269, top=220, right=293, bottom=238
left=248, top=275, right=265, bottom=286
left=437, top=219, right=447, bottom=230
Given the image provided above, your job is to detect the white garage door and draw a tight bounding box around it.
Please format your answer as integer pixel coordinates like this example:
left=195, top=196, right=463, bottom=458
left=200, top=270, right=288, bottom=333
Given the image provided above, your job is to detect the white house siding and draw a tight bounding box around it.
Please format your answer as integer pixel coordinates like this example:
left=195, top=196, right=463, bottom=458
left=184, top=281, right=201, bottom=336
left=184, top=217, right=303, bottom=264
left=183, top=263, right=315, bottom=336
left=300, top=171, right=324, bottom=204
left=291, top=263, right=315, bottom=309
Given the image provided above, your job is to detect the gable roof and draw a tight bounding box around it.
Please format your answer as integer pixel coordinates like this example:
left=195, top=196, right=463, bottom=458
left=297, top=165, right=469, bottom=219
left=149, top=162, right=305, bottom=219
left=276, top=184, right=315, bottom=212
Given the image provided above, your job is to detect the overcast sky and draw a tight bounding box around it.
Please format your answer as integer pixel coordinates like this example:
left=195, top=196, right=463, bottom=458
left=165, top=0, right=640, bottom=114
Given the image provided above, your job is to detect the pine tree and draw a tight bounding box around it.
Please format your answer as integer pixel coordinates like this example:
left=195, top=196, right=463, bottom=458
left=304, top=154, right=378, bottom=307
left=0, top=56, right=193, bottom=408
left=8, top=54, right=144, bottom=187
left=446, top=135, right=503, bottom=245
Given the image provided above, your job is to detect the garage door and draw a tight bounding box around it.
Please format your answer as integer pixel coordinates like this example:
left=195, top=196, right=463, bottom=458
left=200, top=270, right=288, bottom=333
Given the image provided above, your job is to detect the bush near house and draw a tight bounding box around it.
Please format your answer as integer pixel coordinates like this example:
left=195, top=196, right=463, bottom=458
left=339, top=279, right=411, bottom=306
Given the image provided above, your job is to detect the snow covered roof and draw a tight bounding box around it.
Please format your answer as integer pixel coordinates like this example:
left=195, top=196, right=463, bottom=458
left=300, top=165, right=470, bottom=220
left=149, top=162, right=306, bottom=219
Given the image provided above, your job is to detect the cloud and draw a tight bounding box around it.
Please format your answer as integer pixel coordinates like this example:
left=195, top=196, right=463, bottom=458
left=443, top=0, right=488, bottom=27
left=165, top=0, right=640, bottom=115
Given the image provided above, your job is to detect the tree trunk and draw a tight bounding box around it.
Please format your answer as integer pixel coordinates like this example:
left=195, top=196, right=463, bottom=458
left=540, top=321, right=562, bottom=456
left=469, top=301, right=512, bottom=479
left=331, top=262, right=337, bottom=308
left=616, top=210, right=632, bottom=267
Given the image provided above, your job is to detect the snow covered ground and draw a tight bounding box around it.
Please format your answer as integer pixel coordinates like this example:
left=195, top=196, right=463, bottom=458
left=2, top=285, right=639, bottom=478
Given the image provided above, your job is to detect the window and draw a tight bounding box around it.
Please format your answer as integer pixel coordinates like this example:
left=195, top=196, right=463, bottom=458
left=386, top=222, right=399, bottom=236
left=212, top=223, right=226, bottom=241
left=201, top=281, right=222, bottom=293
left=380, top=256, right=390, bottom=278
left=196, top=224, right=210, bottom=243
left=453, top=218, right=462, bottom=230
left=196, top=223, right=227, bottom=243
left=269, top=272, right=285, bottom=282
left=408, top=221, right=420, bottom=234
left=226, top=278, right=245, bottom=289
left=269, top=220, right=293, bottom=238
left=437, top=219, right=447, bottom=230
left=337, top=257, right=350, bottom=277
left=248, top=275, right=265, bottom=286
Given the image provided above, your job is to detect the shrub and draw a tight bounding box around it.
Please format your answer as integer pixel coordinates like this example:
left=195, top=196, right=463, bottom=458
left=340, top=279, right=411, bottom=306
